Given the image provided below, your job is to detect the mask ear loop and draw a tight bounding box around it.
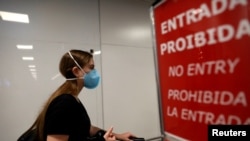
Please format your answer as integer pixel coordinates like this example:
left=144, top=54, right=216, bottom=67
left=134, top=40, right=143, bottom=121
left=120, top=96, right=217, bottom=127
left=68, top=51, right=85, bottom=77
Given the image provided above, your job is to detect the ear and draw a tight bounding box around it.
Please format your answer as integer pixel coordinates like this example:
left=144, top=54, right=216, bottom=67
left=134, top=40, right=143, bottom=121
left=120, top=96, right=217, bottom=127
left=72, top=66, right=82, bottom=77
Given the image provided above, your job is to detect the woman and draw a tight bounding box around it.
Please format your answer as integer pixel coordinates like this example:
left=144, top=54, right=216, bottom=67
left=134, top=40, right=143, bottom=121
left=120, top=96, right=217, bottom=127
left=24, top=49, right=134, bottom=141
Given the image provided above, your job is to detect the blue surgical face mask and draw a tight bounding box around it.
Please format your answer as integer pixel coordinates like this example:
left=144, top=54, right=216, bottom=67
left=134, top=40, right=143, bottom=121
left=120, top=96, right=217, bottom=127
left=83, top=69, right=100, bottom=89
left=67, top=51, right=100, bottom=89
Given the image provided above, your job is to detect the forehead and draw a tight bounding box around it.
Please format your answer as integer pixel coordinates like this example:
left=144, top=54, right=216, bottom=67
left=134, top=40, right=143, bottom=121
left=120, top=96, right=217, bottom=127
left=88, top=58, right=94, bottom=64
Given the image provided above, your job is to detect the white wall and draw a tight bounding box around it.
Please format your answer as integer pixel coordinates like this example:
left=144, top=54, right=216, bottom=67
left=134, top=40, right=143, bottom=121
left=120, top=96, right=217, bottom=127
left=100, top=0, right=161, bottom=139
left=0, top=0, right=161, bottom=140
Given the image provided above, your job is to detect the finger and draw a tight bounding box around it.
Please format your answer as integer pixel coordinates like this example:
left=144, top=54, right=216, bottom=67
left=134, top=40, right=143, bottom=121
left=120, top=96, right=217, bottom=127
left=129, top=133, right=137, bottom=138
left=106, top=126, right=113, bottom=134
left=104, top=126, right=113, bottom=138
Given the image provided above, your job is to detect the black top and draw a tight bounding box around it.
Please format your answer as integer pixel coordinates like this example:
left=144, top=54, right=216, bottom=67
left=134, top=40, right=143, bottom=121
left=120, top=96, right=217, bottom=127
left=44, top=94, right=91, bottom=141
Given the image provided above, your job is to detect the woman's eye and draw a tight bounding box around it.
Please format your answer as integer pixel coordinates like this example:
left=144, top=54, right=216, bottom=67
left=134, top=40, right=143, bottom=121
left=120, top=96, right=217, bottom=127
left=89, top=65, right=94, bottom=69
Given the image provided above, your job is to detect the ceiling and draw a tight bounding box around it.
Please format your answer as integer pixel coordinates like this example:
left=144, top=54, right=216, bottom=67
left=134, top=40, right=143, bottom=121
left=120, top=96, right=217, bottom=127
left=0, top=0, right=156, bottom=85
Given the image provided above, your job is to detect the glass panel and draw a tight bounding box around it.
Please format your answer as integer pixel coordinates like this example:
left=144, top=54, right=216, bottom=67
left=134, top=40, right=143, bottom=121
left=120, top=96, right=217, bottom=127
left=0, top=1, right=102, bottom=141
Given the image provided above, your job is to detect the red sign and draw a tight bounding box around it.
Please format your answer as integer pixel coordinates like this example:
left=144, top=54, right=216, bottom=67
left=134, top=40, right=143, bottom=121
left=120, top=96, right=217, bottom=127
left=152, top=0, right=250, bottom=140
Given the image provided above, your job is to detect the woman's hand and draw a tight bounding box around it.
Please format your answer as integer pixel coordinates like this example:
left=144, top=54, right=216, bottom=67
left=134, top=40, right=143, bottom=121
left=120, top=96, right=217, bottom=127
left=113, top=132, right=136, bottom=141
left=103, top=127, right=116, bottom=141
